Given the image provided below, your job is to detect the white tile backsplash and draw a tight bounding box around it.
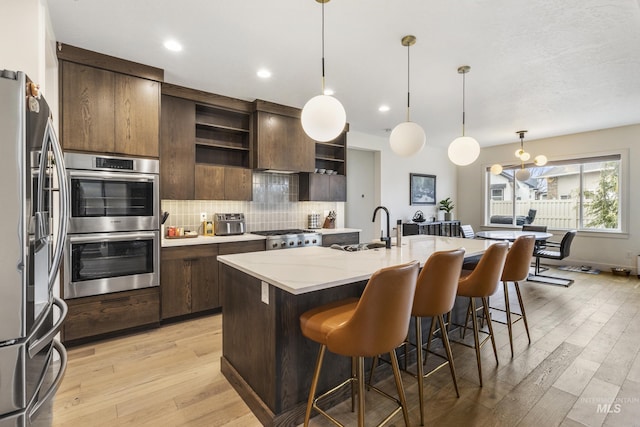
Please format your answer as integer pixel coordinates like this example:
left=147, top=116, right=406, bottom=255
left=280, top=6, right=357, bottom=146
left=161, top=172, right=343, bottom=233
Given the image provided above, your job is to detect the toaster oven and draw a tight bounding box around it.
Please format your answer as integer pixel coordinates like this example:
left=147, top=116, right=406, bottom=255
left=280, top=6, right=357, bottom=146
left=214, top=213, right=245, bottom=236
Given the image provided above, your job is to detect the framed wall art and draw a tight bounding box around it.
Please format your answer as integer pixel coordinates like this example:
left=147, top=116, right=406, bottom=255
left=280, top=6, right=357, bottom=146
left=410, top=173, right=436, bottom=205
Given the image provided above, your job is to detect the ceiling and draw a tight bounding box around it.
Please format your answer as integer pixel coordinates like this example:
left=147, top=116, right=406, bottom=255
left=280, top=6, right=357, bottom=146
left=47, top=0, right=640, bottom=148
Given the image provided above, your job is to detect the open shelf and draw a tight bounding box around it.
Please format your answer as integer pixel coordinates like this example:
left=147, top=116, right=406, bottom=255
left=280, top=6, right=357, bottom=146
left=194, top=103, right=251, bottom=168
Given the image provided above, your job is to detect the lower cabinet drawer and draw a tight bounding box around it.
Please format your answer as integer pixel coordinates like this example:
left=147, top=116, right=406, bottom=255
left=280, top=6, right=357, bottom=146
left=63, top=287, right=160, bottom=342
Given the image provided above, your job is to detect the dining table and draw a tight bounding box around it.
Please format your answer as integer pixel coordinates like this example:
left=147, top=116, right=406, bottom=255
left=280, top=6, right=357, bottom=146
left=475, top=230, right=552, bottom=242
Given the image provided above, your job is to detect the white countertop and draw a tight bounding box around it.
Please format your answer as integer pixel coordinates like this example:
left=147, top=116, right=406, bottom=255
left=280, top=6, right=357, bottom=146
left=217, top=235, right=495, bottom=295
left=162, top=233, right=266, bottom=248
left=161, top=228, right=360, bottom=247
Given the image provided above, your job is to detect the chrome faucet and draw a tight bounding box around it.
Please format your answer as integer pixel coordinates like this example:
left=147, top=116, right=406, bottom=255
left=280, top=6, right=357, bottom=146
left=372, top=206, right=391, bottom=249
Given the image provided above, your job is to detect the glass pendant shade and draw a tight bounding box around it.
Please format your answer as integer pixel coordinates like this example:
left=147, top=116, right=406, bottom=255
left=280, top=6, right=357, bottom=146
left=534, top=154, right=548, bottom=166
left=448, top=136, right=480, bottom=166
left=301, top=94, right=346, bottom=142
left=390, top=121, right=426, bottom=157
left=515, top=148, right=524, bottom=158
left=490, top=164, right=503, bottom=175
left=515, top=168, right=531, bottom=181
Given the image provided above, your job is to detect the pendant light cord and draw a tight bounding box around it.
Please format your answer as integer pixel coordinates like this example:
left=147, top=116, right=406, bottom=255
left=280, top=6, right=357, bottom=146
left=406, top=43, right=411, bottom=122
left=321, top=1, right=325, bottom=93
left=461, top=71, right=466, bottom=136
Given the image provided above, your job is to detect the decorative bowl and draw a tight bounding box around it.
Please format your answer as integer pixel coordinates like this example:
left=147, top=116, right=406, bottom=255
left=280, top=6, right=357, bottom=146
left=318, top=168, right=326, bottom=174
left=611, top=267, right=631, bottom=277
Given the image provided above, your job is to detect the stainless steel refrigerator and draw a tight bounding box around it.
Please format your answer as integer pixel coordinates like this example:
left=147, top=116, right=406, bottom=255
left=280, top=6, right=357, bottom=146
left=0, top=70, right=69, bottom=426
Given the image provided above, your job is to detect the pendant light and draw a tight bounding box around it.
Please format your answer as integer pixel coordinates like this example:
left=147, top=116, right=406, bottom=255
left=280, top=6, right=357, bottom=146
left=448, top=65, right=480, bottom=166
left=491, top=130, right=547, bottom=178
left=389, top=35, right=426, bottom=157
left=514, top=130, right=532, bottom=181
left=301, top=0, right=346, bottom=142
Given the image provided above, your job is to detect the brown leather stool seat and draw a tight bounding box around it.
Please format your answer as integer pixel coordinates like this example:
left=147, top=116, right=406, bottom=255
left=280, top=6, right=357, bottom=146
left=300, top=261, right=419, bottom=427
left=411, top=249, right=465, bottom=426
left=456, top=242, right=508, bottom=386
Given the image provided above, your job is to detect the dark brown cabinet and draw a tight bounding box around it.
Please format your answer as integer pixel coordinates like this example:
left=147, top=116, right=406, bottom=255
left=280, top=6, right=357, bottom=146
left=159, top=86, right=253, bottom=200
left=160, top=95, right=196, bottom=199
left=60, top=61, right=159, bottom=157
left=253, top=100, right=315, bottom=172
left=62, top=287, right=160, bottom=343
left=194, top=164, right=252, bottom=201
left=299, top=173, right=346, bottom=202
left=299, top=131, right=347, bottom=201
left=161, top=245, right=219, bottom=319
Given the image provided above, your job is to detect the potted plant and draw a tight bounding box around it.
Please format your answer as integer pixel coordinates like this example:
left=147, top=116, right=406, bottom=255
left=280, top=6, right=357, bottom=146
left=439, top=197, right=455, bottom=221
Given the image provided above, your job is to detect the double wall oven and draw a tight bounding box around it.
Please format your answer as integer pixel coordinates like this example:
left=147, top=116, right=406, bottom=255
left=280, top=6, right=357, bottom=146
left=63, top=153, right=159, bottom=299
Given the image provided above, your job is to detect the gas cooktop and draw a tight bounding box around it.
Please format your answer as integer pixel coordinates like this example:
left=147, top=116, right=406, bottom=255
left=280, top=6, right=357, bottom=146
left=252, top=229, right=322, bottom=250
left=252, top=229, right=317, bottom=236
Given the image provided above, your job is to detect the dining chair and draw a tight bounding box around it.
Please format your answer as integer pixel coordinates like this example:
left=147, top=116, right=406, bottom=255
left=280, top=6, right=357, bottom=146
left=529, top=230, right=577, bottom=287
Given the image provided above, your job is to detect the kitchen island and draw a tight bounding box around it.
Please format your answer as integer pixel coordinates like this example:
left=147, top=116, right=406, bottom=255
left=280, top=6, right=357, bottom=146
left=217, top=235, right=495, bottom=426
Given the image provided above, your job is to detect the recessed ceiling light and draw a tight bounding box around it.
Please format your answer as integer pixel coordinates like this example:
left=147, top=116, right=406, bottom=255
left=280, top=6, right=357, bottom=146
left=257, top=69, right=272, bottom=79
left=323, top=88, right=335, bottom=96
left=378, top=105, right=390, bottom=112
left=164, top=40, right=182, bottom=52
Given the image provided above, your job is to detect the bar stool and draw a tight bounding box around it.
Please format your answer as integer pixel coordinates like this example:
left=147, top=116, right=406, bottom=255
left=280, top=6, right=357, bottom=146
left=411, top=249, right=465, bottom=426
left=493, top=235, right=536, bottom=356
left=299, top=261, right=419, bottom=427
left=456, top=242, right=508, bottom=387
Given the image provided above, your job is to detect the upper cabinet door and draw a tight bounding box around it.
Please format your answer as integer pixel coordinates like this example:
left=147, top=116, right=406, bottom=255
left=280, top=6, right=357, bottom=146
left=60, top=61, right=160, bottom=158
left=115, top=74, right=160, bottom=157
left=61, top=61, right=116, bottom=153
left=160, top=95, right=195, bottom=199
left=253, top=108, right=315, bottom=173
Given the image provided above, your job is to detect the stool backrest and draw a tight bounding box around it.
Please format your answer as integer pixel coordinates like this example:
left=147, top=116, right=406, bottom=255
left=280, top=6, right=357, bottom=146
left=413, top=249, right=465, bottom=317
left=501, top=235, right=536, bottom=282
left=459, top=242, right=508, bottom=297
left=460, top=225, right=475, bottom=239
left=326, top=261, right=419, bottom=357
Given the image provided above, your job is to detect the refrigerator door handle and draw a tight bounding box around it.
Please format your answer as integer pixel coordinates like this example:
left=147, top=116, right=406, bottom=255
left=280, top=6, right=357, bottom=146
left=28, top=296, right=67, bottom=358
left=44, top=117, right=69, bottom=292
left=27, top=340, right=67, bottom=423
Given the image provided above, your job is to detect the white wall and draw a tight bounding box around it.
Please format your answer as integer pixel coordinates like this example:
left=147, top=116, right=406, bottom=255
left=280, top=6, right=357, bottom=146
left=347, top=130, right=458, bottom=241
left=457, top=124, right=640, bottom=272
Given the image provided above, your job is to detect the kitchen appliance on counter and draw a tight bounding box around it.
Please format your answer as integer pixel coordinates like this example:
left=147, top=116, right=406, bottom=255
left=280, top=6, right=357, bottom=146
left=1, top=70, right=69, bottom=426
left=214, top=213, right=246, bottom=236
left=63, top=153, right=160, bottom=299
left=252, top=229, right=322, bottom=251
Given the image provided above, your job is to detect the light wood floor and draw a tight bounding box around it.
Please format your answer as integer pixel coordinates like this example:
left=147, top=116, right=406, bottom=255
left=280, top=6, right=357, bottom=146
left=52, top=268, right=640, bottom=426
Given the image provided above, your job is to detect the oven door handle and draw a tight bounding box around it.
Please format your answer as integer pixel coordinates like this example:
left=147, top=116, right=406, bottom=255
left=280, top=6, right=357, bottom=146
left=45, top=117, right=69, bottom=292
left=69, top=231, right=158, bottom=244
left=68, top=169, right=158, bottom=182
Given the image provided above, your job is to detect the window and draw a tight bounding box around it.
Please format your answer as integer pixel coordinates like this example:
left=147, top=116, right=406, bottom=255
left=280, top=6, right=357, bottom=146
left=486, top=155, right=621, bottom=231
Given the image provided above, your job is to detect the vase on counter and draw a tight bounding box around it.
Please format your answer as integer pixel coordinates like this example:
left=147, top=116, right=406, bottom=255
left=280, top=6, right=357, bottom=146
left=444, top=213, right=452, bottom=221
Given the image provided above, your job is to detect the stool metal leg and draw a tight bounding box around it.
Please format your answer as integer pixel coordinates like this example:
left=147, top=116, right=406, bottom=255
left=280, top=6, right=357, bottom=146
left=503, top=281, right=514, bottom=357
left=390, top=349, right=411, bottom=427
left=351, top=357, right=357, bottom=412
left=482, top=297, right=499, bottom=365
left=415, top=316, right=425, bottom=426
left=438, top=314, right=460, bottom=398
left=357, top=356, right=365, bottom=427
left=470, top=297, right=483, bottom=387
left=423, top=317, right=437, bottom=366
left=304, top=344, right=326, bottom=427
left=514, top=281, right=531, bottom=343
